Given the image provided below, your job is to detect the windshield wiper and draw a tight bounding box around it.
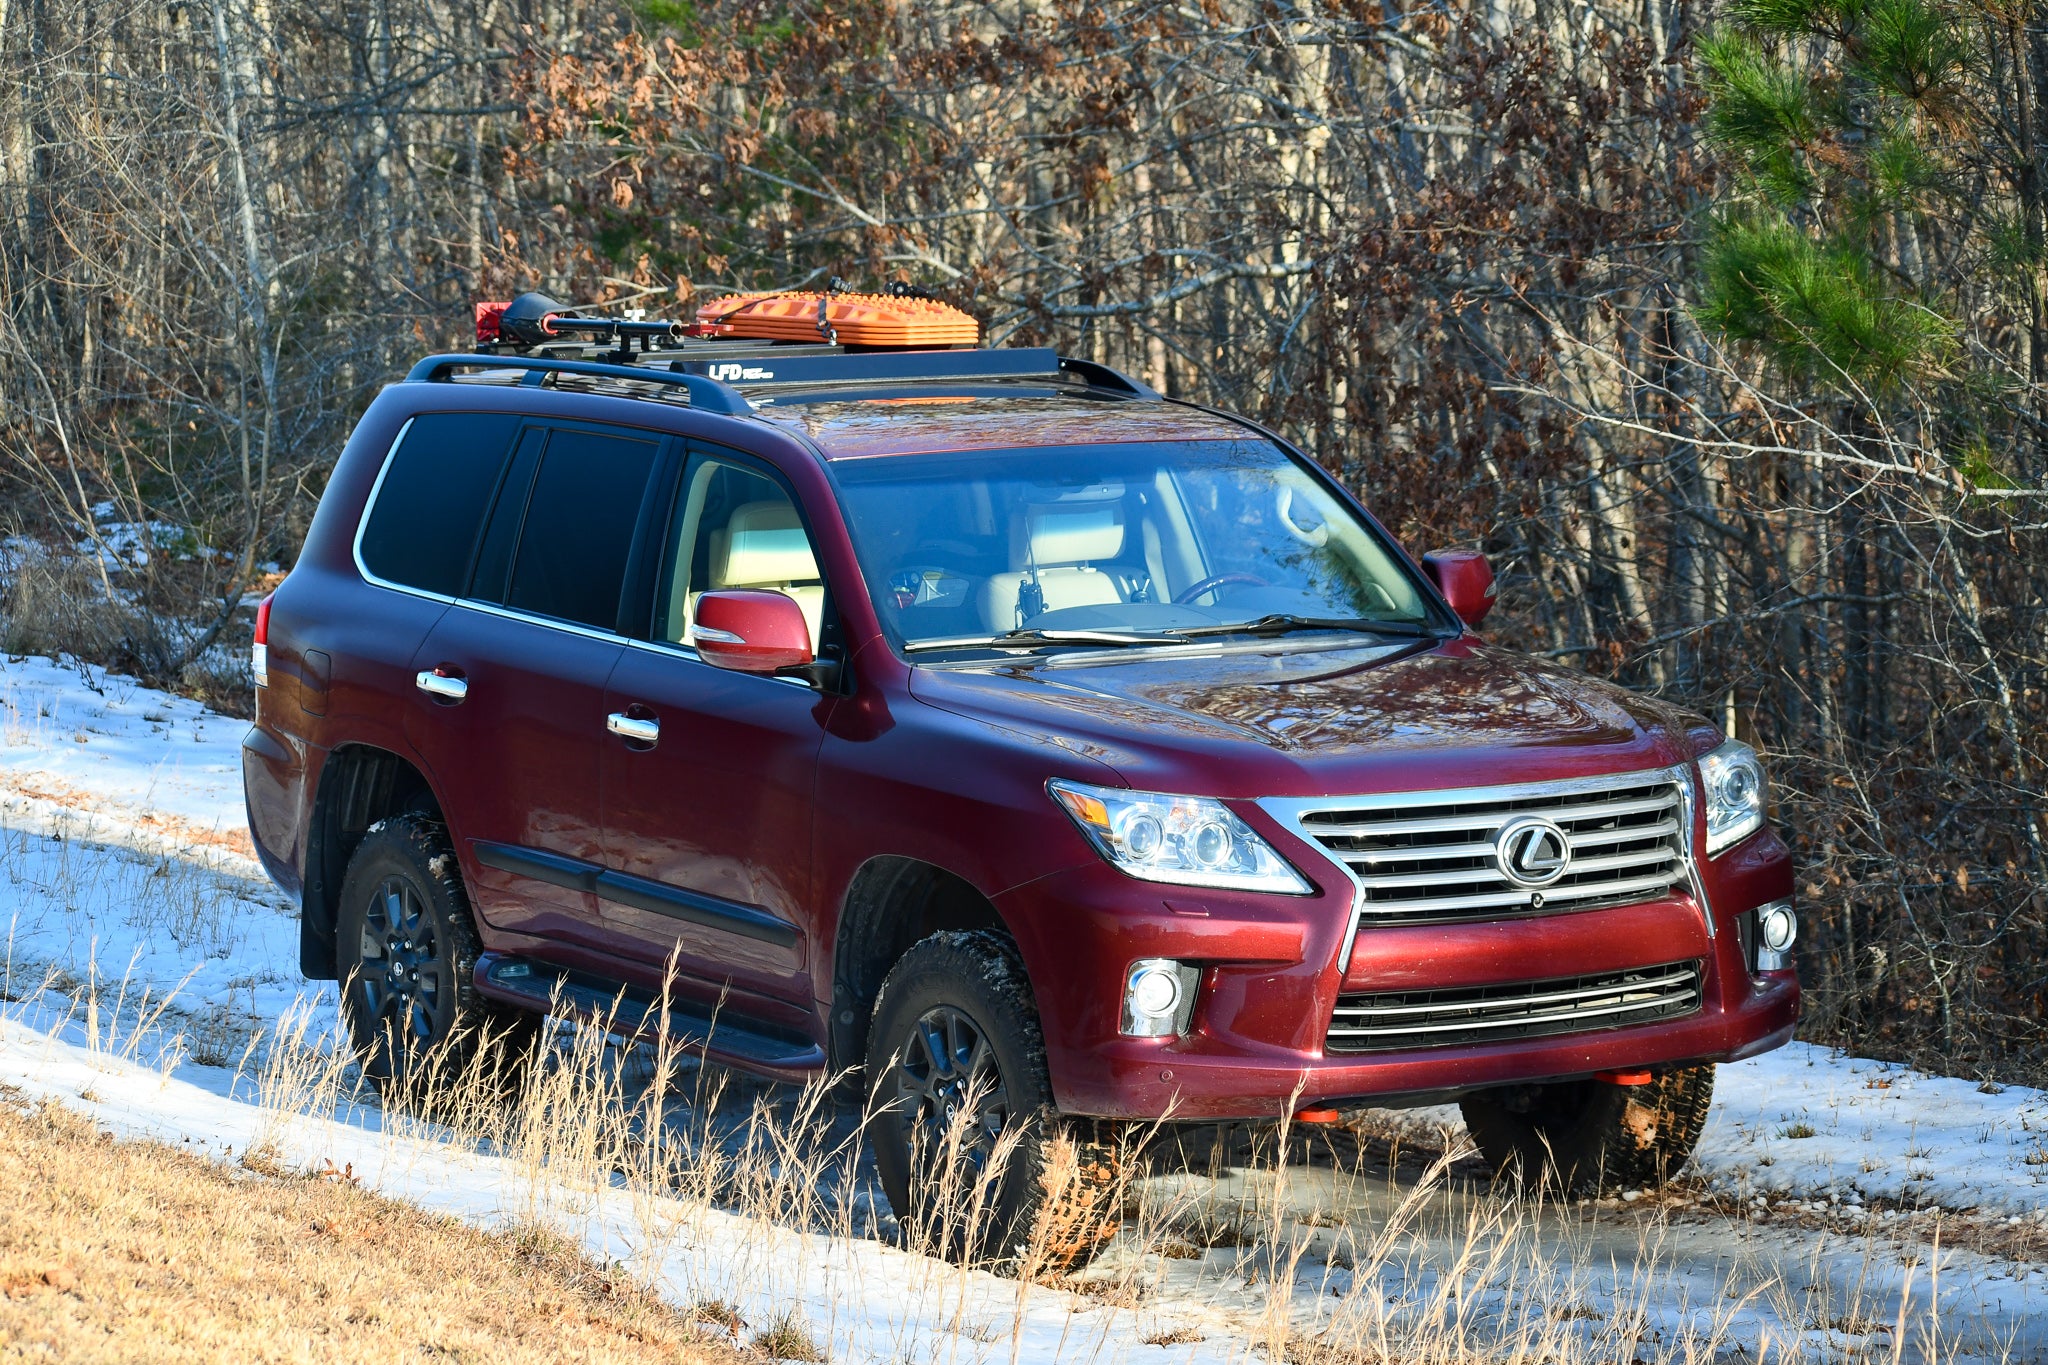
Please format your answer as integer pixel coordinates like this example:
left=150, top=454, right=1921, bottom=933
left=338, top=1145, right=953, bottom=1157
left=904, top=627, right=1190, bottom=654
left=1176, top=614, right=1448, bottom=640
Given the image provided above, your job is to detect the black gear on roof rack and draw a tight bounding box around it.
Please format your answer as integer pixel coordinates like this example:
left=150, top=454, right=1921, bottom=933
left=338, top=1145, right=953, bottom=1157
left=453, top=294, right=1162, bottom=406
left=406, top=354, right=754, bottom=415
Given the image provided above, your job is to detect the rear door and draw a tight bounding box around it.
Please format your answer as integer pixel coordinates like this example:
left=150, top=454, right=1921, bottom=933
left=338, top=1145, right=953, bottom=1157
left=599, top=447, right=837, bottom=1009
left=406, top=421, right=672, bottom=950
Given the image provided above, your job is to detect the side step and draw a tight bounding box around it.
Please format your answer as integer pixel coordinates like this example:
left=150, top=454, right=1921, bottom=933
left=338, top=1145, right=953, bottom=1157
left=473, top=952, right=827, bottom=1080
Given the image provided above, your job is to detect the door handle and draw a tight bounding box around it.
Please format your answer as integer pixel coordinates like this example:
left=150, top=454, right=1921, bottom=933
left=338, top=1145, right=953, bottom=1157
left=415, top=669, right=468, bottom=702
left=606, top=711, right=659, bottom=745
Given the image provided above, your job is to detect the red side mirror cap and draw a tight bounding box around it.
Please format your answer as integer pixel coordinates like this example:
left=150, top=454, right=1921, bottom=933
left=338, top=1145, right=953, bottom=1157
left=1422, top=550, right=1497, bottom=628
left=693, top=590, right=814, bottom=673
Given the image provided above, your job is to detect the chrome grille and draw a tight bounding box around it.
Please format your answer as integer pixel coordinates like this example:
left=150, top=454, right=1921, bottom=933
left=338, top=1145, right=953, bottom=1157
left=1292, top=771, right=1689, bottom=925
left=1326, top=961, right=1703, bottom=1052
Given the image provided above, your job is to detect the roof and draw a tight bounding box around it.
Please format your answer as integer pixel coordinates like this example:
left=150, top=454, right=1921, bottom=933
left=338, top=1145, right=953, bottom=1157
left=750, top=394, right=1255, bottom=460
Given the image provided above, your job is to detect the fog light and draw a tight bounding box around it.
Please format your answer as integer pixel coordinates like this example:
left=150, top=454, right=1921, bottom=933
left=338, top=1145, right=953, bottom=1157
left=1756, top=900, right=1797, bottom=971
left=1121, top=958, right=1198, bottom=1038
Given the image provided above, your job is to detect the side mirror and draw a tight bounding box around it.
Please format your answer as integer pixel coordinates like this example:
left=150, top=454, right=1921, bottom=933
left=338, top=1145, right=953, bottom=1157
left=694, top=589, right=815, bottom=674
left=1422, top=550, right=1497, bottom=628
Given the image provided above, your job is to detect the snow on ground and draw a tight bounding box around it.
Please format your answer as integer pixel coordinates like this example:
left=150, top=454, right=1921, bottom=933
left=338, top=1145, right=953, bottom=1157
left=0, top=1013, right=1225, bottom=1365
left=0, top=651, right=253, bottom=850
left=3, top=652, right=2048, bottom=1362
left=1703, top=1045, right=2048, bottom=1216
left=0, top=653, right=304, bottom=1050
left=1377, top=1046, right=2048, bottom=1222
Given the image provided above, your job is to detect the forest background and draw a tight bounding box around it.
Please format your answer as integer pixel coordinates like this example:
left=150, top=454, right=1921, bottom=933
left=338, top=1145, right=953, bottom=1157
left=1, top=0, right=2042, bottom=1079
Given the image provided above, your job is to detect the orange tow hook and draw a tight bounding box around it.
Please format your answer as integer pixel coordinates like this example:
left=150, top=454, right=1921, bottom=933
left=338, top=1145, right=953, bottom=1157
left=1292, top=1107, right=1343, bottom=1124
left=1594, top=1069, right=1653, bottom=1086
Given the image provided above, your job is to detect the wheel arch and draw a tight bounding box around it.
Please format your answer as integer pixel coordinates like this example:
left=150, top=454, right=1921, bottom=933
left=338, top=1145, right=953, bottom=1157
left=301, top=743, right=445, bottom=979
left=828, top=855, right=1013, bottom=1074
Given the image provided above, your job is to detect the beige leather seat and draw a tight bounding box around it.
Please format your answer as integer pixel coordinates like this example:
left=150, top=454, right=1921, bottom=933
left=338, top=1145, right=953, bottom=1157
left=706, top=500, right=824, bottom=648
left=980, top=503, right=1129, bottom=630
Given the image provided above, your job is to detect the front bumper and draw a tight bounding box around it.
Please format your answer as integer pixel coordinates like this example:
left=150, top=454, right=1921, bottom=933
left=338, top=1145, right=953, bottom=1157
left=996, top=821, right=1799, bottom=1121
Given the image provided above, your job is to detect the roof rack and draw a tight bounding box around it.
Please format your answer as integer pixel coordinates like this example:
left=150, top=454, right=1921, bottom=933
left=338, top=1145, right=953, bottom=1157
left=446, top=292, right=1163, bottom=408
left=665, top=345, right=1158, bottom=399
left=405, top=354, right=753, bottom=416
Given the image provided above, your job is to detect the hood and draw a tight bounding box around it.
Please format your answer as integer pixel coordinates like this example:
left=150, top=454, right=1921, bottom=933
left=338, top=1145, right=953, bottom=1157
left=907, top=639, right=1703, bottom=799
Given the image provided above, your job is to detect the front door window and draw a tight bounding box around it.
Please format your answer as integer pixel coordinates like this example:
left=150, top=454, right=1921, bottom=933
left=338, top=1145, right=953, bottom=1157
left=659, top=457, right=825, bottom=652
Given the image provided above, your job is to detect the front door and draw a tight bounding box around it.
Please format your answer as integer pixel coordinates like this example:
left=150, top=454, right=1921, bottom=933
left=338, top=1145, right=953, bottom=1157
left=409, top=422, right=666, bottom=951
left=600, top=449, right=837, bottom=1010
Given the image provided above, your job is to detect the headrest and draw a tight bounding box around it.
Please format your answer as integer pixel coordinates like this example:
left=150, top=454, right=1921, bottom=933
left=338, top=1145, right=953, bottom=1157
left=717, top=500, right=819, bottom=586
left=1028, top=504, right=1123, bottom=564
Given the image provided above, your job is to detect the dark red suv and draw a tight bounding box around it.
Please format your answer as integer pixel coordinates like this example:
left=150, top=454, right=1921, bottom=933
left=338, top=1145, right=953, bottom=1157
left=243, top=298, right=1798, bottom=1256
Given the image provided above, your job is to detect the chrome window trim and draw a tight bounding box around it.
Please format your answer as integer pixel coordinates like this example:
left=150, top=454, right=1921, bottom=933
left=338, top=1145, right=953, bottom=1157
left=447, top=594, right=630, bottom=647
left=351, top=416, right=809, bottom=687
left=1258, top=763, right=1709, bottom=976
left=622, top=635, right=814, bottom=690
left=352, top=420, right=635, bottom=644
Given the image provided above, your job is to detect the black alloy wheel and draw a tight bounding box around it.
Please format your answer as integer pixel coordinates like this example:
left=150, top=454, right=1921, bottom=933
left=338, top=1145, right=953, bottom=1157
left=893, top=1003, right=1012, bottom=1182
left=353, top=874, right=453, bottom=1055
left=335, top=813, right=501, bottom=1084
left=866, top=930, right=1121, bottom=1269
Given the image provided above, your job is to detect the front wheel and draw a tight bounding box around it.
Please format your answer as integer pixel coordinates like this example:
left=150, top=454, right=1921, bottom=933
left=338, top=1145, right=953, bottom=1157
left=1459, top=1064, right=1716, bottom=1192
left=865, top=931, right=1123, bottom=1270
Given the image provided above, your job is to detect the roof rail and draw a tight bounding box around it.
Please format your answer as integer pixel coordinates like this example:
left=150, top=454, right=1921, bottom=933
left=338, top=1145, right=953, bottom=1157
left=404, top=353, right=752, bottom=416
left=1056, top=356, right=1160, bottom=400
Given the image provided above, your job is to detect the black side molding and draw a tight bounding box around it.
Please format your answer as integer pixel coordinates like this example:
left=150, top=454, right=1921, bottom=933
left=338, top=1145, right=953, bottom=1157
left=474, top=840, right=595, bottom=891
left=472, top=841, right=800, bottom=947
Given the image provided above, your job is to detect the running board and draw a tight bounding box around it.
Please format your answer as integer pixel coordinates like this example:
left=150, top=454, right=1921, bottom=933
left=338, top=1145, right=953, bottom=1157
left=473, top=952, right=826, bottom=1079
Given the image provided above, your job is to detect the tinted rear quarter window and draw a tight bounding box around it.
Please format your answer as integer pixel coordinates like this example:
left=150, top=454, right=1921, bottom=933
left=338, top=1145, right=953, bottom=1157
left=502, top=428, right=661, bottom=630
left=357, top=413, right=522, bottom=595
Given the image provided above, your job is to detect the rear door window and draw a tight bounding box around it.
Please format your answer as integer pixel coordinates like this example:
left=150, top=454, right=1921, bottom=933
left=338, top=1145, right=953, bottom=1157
left=500, top=427, right=662, bottom=631
left=357, top=413, right=522, bottom=596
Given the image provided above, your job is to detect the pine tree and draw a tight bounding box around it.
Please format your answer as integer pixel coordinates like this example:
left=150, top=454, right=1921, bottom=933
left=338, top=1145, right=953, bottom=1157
left=1696, top=0, right=1967, bottom=396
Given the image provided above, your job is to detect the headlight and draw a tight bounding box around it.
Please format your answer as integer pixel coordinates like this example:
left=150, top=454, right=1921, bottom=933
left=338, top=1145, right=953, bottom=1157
left=1698, top=739, right=1768, bottom=855
left=1048, top=780, right=1312, bottom=894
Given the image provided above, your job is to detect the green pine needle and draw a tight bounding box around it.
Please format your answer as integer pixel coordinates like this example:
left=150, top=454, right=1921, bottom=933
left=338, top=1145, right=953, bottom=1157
left=1701, top=215, right=1954, bottom=392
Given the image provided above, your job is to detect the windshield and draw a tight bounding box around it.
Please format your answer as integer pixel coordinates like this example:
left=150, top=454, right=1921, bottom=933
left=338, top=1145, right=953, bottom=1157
left=829, top=439, right=1439, bottom=656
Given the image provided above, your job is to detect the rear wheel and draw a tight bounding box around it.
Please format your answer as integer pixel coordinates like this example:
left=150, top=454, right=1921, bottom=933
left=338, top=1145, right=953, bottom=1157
left=865, top=931, right=1124, bottom=1271
left=1459, top=1064, right=1716, bottom=1192
left=335, top=814, right=533, bottom=1086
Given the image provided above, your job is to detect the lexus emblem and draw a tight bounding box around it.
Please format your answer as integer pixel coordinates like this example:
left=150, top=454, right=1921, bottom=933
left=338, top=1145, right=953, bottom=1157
left=1495, top=815, right=1572, bottom=887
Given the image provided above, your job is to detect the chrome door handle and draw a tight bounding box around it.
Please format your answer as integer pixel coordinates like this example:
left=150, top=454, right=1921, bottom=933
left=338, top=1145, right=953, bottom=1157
left=606, top=712, right=659, bottom=745
left=415, top=669, right=468, bottom=702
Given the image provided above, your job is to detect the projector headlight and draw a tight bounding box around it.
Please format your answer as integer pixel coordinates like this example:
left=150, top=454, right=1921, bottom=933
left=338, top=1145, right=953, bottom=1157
left=1049, top=780, right=1311, bottom=894
left=1699, top=739, right=1768, bottom=856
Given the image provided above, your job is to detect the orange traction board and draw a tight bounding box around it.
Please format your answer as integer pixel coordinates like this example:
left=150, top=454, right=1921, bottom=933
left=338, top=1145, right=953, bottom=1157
left=695, top=291, right=979, bottom=348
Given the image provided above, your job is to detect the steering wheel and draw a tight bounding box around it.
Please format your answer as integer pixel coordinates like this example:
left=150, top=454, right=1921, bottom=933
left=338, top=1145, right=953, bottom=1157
left=1174, top=572, right=1268, bottom=605
left=1277, top=485, right=1330, bottom=547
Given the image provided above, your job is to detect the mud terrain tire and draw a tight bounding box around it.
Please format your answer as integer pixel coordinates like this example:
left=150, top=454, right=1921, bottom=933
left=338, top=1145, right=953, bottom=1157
left=335, top=814, right=532, bottom=1086
left=1460, top=1064, right=1716, bottom=1192
left=865, top=931, right=1123, bottom=1271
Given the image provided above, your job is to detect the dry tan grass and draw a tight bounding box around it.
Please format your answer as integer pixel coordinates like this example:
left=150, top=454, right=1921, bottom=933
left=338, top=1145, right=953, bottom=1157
left=0, top=1089, right=749, bottom=1364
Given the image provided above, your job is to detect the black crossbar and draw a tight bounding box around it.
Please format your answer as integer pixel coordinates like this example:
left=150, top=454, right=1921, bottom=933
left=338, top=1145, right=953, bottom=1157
left=670, top=346, right=1064, bottom=388
left=405, top=346, right=1158, bottom=411
left=666, top=346, right=1159, bottom=398
left=404, top=353, right=753, bottom=416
